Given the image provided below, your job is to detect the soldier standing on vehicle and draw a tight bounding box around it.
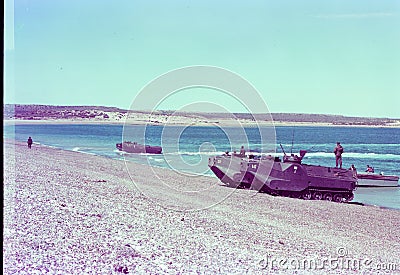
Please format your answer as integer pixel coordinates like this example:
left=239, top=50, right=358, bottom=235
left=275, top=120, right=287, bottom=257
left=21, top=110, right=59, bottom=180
left=334, top=142, right=344, bottom=168
left=350, top=164, right=357, bottom=177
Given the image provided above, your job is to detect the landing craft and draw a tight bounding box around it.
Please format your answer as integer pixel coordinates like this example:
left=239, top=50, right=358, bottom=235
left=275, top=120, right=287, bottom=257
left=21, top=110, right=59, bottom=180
left=116, top=141, right=162, bottom=154
left=356, top=173, right=399, bottom=187
left=208, top=148, right=356, bottom=203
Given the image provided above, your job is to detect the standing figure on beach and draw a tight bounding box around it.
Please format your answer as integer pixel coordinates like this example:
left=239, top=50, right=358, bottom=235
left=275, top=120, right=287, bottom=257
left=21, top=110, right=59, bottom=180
left=27, top=137, right=33, bottom=149
left=334, top=142, right=344, bottom=168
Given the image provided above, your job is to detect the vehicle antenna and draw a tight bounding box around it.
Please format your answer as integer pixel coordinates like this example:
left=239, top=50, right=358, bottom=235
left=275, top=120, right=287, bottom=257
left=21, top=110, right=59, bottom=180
left=290, top=129, right=295, bottom=154
left=279, top=143, right=287, bottom=156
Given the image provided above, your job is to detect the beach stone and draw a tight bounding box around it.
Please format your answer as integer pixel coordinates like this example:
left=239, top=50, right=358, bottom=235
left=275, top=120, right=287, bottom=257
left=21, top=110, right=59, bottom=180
left=3, top=140, right=400, bottom=274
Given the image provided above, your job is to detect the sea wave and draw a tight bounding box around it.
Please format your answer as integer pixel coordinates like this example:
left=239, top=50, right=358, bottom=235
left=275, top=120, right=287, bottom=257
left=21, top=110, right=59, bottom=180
left=76, top=151, right=97, bottom=156
left=148, top=156, right=165, bottom=162
left=279, top=143, right=400, bottom=147
left=303, top=152, right=400, bottom=160
left=159, top=150, right=400, bottom=161
left=163, top=151, right=228, bottom=156
left=42, top=144, right=59, bottom=149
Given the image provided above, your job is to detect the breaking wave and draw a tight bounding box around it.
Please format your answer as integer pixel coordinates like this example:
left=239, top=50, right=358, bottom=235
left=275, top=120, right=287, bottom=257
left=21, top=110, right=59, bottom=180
left=163, top=151, right=227, bottom=156
left=304, top=152, right=400, bottom=160
left=160, top=150, right=400, bottom=161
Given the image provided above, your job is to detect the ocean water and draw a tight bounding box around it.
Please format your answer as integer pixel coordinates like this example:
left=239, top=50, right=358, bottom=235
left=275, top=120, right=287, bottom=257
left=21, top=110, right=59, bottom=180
left=4, top=124, right=400, bottom=209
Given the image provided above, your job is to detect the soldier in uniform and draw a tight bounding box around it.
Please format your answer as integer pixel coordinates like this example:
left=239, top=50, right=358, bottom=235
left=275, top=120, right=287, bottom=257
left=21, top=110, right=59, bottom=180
left=334, top=142, right=344, bottom=168
left=27, top=137, right=33, bottom=149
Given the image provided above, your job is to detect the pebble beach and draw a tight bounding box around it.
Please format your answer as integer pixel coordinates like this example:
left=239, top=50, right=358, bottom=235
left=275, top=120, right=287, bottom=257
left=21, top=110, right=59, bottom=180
left=3, top=140, right=400, bottom=274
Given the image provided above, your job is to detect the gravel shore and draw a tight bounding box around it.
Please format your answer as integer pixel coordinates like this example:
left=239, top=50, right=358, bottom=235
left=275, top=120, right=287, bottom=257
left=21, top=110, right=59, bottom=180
left=3, top=140, right=400, bottom=274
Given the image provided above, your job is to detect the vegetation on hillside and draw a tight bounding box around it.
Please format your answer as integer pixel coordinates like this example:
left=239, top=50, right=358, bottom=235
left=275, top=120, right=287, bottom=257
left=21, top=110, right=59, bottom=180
left=4, top=104, right=399, bottom=126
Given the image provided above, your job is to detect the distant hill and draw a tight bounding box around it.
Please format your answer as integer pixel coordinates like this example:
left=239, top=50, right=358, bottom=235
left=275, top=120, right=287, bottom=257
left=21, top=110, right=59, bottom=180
left=3, top=104, right=399, bottom=126
left=3, top=104, right=127, bottom=120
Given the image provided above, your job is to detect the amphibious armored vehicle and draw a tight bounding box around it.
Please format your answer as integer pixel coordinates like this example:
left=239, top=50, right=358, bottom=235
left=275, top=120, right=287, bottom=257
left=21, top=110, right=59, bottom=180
left=116, top=141, right=162, bottom=154
left=208, top=150, right=356, bottom=203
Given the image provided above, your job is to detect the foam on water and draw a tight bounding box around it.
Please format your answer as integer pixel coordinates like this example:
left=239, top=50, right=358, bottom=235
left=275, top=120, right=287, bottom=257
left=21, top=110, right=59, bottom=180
left=163, top=151, right=227, bottom=156
left=304, top=152, right=400, bottom=160
left=148, top=156, right=165, bottom=162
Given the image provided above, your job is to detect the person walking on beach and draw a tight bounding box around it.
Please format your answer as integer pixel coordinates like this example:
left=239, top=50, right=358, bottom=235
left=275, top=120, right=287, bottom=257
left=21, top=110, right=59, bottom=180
left=27, top=137, right=33, bottom=149
left=334, top=142, right=343, bottom=168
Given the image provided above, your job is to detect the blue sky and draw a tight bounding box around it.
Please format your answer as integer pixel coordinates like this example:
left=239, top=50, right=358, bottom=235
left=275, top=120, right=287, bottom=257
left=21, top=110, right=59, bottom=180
left=4, top=0, right=400, bottom=118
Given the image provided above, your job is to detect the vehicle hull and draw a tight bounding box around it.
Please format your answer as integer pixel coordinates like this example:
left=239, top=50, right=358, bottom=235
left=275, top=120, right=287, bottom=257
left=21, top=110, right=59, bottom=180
left=208, top=155, right=246, bottom=187
left=209, top=154, right=356, bottom=203
left=356, top=173, right=399, bottom=187
left=116, top=142, right=162, bottom=154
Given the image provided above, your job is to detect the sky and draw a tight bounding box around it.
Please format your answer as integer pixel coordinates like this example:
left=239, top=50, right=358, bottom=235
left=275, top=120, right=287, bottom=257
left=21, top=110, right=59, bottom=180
left=4, top=0, right=400, bottom=118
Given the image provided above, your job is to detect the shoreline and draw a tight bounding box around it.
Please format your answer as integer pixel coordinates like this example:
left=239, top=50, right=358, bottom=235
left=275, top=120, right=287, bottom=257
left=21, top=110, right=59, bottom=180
left=4, top=119, right=400, bottom=128
left=4, top=139, right=400, bottom=273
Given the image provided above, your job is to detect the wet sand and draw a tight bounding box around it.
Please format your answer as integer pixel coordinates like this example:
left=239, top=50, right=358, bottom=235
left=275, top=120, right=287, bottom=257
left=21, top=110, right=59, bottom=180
left=3, top=140, right=400, bottom=274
